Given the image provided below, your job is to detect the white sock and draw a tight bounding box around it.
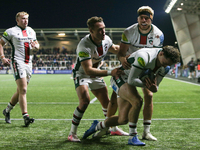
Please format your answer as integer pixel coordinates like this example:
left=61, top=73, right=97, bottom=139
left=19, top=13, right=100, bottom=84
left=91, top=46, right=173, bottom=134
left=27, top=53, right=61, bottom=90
left=109, top=126, right=117, bottom=131
left=129, top=122, right=137, bottom=136
left=143, top=120, right=151, bottom=133
left=6, top=102, right=14, bottom=113
left=70, top=107, right=84, bottom=134
left=102, top=107, right=107, bottom=117
left=95, top=121, right=106, bottom=131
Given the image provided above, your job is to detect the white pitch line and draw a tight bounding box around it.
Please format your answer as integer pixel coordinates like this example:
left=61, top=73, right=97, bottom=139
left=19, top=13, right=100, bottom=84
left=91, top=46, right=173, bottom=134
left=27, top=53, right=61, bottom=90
left=90, top=97, right=97, bottom=103
left=0, top=101, right=185, bottom=105
left=0, top=118, right=200, bottom=121
left=165, top=77, right=200, bottom=86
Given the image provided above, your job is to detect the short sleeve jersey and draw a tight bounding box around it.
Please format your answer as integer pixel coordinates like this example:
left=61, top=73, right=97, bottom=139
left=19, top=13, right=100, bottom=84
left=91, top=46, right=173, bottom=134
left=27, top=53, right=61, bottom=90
left=122, top=48, right=167, bottom=86
left=73, top=34, right=113, bottom=77
left=1, top=25, right=37, bottom=63
left=121, top=23, right=164, bottom=55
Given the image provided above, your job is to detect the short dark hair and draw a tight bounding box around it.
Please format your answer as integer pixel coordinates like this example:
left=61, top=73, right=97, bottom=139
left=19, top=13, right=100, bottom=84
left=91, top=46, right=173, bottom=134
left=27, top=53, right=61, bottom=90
left=87, top=16, right=103, bottom=29
left=162, top=45, right=180, bottom=63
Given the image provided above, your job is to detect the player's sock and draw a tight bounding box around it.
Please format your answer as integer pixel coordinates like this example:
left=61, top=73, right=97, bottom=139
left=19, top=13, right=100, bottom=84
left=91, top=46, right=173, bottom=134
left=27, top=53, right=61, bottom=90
left=70, top=107, right=84, bottom=134
left=5, top=102, right=14, bottom=113
left=129, top=122, right=137, bottom=136
left=102, top=107, right=107, bottom=117
left=143, top=120, right=151, bottom=133
left=95, top=121, right=106, bottom=131
left=110, top=126, right=117, bottom=131
left=22, top=112, right=29, bottom=117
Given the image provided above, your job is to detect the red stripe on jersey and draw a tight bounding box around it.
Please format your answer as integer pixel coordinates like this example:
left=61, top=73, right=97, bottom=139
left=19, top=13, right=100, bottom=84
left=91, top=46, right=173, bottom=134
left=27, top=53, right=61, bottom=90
left=23, top=30, right=29, bottom=63
left=24, top=42, right=30, bottom=64
left=140, top=35, right=147, bottom=45
left=97, top=46, right=103, bottom=56
left=22, top=30, right=28, bottom=37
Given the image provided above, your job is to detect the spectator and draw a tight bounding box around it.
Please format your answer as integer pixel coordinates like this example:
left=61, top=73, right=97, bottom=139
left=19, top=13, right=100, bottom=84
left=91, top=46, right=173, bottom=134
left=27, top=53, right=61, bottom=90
left=187, top=57, right=196, bottom=79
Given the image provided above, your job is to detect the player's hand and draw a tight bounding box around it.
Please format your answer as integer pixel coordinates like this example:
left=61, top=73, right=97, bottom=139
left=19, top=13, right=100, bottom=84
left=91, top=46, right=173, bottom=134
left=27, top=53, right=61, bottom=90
left=30, top=40, right=39, bottom=50
left=121, top=55, right=131, bottom=69
left=111, top=68, right=124, bottom=76
left=144, top=77, right=157, bottom=93
left=2, top=58, right=11, bottom=66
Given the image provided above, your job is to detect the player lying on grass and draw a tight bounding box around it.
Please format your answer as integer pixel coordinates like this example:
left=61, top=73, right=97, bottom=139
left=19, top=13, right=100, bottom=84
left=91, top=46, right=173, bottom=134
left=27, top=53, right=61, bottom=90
left=82, top=45, right=180, bottom=146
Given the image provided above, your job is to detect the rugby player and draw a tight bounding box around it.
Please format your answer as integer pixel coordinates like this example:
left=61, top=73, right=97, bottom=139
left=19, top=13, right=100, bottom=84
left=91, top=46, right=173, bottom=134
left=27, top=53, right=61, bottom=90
left=0, top=11, right=39, bottom=127
left=107, top=6, right=164, bottom=140
left=67, top=16, right=124, bottom=142
left=83, top=45, right=180, bottom=146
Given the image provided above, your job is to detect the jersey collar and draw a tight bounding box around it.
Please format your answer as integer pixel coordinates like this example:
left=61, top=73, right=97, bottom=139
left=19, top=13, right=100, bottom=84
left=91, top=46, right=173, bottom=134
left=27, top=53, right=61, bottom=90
left=138, top=24, right=153, bottom=36
left=89, top=34, right=102, bottom=47
left=17, top=25, right=27, bottom=30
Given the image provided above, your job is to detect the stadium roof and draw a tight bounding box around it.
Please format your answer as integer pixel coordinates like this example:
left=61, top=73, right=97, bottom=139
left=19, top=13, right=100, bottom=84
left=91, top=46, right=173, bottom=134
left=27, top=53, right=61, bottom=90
left=164, top=0, right=200, bottom=14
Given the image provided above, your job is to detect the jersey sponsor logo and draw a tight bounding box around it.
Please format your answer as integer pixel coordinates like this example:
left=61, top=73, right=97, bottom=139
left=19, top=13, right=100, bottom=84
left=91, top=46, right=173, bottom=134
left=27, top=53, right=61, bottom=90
left=104, top=44, right=108, bottom=52
left=121, top=33, right=128, bottom=42
left=115, top=76, right=121, bottom=83
left=137, top=57, right=145, bottom=67
left=17, top=37, right=32, bottom=41
left=78, top=52, right=89, bottom=57
left=28, top=30, right=32, bottom=36
left=112, top=84, right=117, bottom=93
left=149, top=40, right=153, bottom=45
left=3, top=32, right=8, bottom=37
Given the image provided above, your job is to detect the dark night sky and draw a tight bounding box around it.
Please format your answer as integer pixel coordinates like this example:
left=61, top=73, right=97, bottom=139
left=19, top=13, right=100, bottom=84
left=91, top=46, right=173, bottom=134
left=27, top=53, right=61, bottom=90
left=0, top=0, right=176, bottom=46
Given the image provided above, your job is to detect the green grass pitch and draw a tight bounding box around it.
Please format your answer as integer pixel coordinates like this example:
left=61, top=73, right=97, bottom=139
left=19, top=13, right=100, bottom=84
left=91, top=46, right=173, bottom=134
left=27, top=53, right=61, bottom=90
left=0, top=74, right=200, bottom=149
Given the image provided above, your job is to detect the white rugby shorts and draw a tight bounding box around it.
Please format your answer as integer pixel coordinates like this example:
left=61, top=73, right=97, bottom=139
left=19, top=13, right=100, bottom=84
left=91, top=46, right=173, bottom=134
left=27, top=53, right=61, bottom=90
left=11, top=60, right=32, bottom=83
left=74, top=76, right=106, bottom=90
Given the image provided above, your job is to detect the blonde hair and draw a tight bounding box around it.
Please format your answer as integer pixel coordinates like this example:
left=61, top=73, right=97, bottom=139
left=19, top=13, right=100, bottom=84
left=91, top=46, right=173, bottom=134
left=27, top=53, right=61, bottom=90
left=137, top=6, right=154, bottom=20
left=16, top=11, right=29, bottom=20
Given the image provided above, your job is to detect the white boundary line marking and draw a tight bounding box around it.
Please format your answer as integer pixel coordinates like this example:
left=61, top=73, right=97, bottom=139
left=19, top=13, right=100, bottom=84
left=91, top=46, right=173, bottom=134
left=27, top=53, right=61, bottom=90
left=165, top=77, right=200, bottom=86
left=0, top=118, right=200, bottom=121
left=90, top=97, right=97, bottom=103
left=0, top=101, right=185, bottom=105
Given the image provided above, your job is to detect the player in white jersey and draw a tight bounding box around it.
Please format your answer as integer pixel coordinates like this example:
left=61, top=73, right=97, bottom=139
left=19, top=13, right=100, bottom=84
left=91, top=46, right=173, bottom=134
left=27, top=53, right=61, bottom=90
left=83, top=45, right=180, bottom=146
left=68, top=16, right=123, bottom=142
left=0, top=11, right=39, bottom=127
left=107, top=6, right=165, bottom=140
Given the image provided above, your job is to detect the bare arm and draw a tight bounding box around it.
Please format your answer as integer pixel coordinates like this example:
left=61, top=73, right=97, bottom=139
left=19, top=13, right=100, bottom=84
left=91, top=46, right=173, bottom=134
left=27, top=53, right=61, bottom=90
left=108, top=44, right=119, bottom=54
left=0, top=39, right=10, bottom=66
left=117, top=42, right=131, bottom=69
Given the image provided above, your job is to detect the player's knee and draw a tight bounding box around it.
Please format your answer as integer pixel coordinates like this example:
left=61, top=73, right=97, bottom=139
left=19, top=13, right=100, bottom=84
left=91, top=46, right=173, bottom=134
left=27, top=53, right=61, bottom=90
left=19, top=88, right=27, bottom=95
left=134, top=97, right=143, bottom=108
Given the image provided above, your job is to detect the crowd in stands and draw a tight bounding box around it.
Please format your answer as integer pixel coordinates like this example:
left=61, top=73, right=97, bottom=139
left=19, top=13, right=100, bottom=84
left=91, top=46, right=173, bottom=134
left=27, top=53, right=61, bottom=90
left=1, top=46, right=200, bottom=82
left=0, top=47, right=77, bottom=71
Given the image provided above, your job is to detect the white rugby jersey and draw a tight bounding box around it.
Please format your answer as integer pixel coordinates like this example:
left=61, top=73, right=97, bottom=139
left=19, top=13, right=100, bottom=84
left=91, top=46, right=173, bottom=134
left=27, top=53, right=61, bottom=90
left=73, top=34, right=113, bottom=77
left=1, top=25, right=37, bottom=63
left=120, top=48, right=167, bottom=88
left=121, top=23, right=164, bottom=54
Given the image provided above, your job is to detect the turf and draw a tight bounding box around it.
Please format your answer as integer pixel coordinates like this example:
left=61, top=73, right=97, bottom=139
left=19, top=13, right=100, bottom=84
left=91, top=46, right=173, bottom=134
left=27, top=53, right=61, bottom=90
left=0, top=74, right=200, bottom=150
